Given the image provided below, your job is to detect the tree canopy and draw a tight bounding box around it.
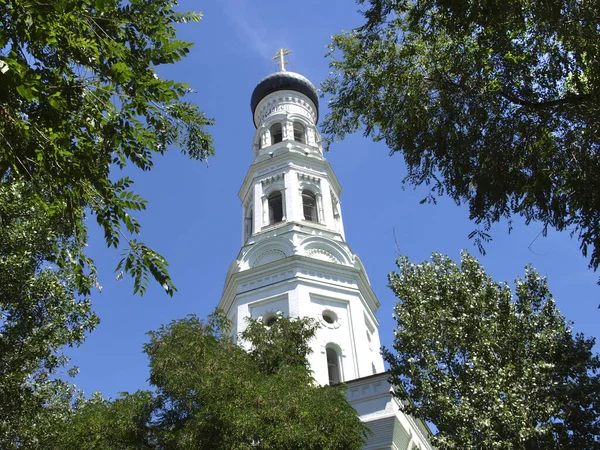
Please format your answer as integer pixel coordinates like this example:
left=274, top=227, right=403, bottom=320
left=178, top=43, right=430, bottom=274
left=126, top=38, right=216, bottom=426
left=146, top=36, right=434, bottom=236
left=383, top=252, right=600, bottom=449
left=1, top=0, right=214, bottom=296
left=42, top=315, right=368, bottom=450
left=0, top=181, right=99, bottom=446
left=323, top=0, right=600, bottom=271
left=0, top=0, right=213, bottom=442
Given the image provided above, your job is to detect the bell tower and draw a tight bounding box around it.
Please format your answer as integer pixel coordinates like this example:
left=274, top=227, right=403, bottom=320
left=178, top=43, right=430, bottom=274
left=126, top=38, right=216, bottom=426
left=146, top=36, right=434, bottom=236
left=218, top=51, right=434, bottom=449
left=219, top=51, right=385, bottom=386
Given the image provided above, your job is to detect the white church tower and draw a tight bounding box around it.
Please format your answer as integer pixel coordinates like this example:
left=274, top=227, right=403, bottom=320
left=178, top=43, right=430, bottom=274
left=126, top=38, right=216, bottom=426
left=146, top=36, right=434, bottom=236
left=219, top=50, right=434, bottom=450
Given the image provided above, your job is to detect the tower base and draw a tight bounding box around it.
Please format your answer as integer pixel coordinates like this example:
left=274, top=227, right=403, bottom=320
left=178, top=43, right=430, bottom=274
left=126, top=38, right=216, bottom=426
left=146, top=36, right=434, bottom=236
left=345, top=373, right=434, bottom=450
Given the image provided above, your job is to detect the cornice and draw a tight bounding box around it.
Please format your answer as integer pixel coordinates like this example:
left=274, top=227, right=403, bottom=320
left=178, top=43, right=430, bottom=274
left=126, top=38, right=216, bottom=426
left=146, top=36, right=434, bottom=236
left=239, top=150, right=342, bottom=202
left=345, top=372, right=392, bottom=403
left=345, top=373, right=435, bottom=444
left=253, top=89, right=317, bottom=128
left=240, top=221, right=347, bottom=254
left=219, top=254, right=380, bottom=322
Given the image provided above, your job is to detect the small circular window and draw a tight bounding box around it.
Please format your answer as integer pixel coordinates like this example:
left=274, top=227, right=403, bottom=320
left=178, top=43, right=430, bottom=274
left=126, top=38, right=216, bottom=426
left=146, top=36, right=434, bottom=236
left=263, top=312, right=278, bottom=326
left=322, top=310, right=337, bottom=325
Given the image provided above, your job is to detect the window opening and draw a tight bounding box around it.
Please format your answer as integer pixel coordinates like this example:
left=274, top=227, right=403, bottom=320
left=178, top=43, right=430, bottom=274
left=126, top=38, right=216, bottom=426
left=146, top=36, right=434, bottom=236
left=244, top=207, right=253, bottom=240
left=322, top=310, right=337, bottom=325
left=263, top=312, right=278, bottom=327
left=302, top=190, right=318, bottom=222
left=270, top=123, right=282, bottom=144
left=268, top=191, right=283, bottom=224
left=326, top=347, right=341, bottom=385
left=293, top=122, right=305, bottom=143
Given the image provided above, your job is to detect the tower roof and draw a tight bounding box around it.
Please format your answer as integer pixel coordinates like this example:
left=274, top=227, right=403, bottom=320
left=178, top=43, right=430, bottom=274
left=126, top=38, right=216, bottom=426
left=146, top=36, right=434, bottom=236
left=250, top=71, right=319, bottom=127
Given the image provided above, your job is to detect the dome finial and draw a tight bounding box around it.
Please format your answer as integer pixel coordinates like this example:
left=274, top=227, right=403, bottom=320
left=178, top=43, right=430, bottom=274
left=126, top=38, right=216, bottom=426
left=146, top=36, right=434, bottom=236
left=272, top=48, right=292, bottom=72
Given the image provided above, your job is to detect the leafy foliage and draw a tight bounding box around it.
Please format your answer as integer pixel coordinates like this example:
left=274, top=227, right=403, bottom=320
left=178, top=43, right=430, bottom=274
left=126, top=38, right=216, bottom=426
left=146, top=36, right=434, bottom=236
left=0, top=0, right=214, bottom=295
left=241, top=312, right=316, bottom=375
left=45, top=314, right=367, bottom=449
left=0, top=0, right=213, bottom=444
left=144, top=314, right=367, bottom=450
left=383, top=252, right=600, bottom=449
left=323, top=0, right=600, bottom=269
left=0, top=181, right=99, bottom=447
left=51, top=391, right=156, bottom=450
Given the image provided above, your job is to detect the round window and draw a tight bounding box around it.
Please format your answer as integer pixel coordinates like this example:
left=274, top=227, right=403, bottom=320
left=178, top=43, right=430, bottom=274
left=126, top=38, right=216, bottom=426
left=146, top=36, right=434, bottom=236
left=322, top=310, right=337, bottom=325
left=263, top=312, right=278, bottom=326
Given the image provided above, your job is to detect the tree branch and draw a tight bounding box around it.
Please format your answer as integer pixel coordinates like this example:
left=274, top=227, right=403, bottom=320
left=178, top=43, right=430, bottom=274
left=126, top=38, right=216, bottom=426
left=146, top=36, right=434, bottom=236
left=500, top=92, right=591, bottom=110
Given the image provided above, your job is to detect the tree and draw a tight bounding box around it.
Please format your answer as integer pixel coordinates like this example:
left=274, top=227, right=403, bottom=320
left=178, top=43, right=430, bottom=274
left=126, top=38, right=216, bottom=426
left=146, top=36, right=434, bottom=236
left=0, top=181, right=99, bottom=447
left=1, top=0, right=214, bottom=295
left=0, top=0, right=213, bottom=443
left=3, top=381, right=154, bottom=450
left=383, top=251, right=600, bottom=449
left=47, top=314, right=367, bottom=450
left=48, top=390, right=156, bottom=450
left=323, top=0, right=600, bottom=272
left=145, top=314, right=367, bottom=450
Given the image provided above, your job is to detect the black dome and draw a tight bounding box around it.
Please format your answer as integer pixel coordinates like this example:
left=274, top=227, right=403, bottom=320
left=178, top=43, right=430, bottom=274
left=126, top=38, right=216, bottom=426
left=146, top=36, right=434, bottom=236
left=251, top=71, right=319, bottom=126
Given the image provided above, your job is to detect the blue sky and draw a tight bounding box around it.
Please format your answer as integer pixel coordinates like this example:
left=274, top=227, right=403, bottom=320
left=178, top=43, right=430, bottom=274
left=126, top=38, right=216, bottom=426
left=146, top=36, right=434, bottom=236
left=68, top=0, right=599, bottom=398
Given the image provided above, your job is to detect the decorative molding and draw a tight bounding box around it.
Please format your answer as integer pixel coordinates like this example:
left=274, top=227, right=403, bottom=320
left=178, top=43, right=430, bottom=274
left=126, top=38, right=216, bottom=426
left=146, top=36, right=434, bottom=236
left=300, top=236, right=353, bottom=266
left=239, top=269, right=295, bottom=292
left=250, top=249, right=287, bottom=268
left=248, top=293, right=289, bottom=310
left=319, top=342, right=346, bottom=357
left=260, top=173, right=284, bottom=187
left=261, top=103, right=290, bottom=121
left=306, top=248, right=340, bottom=264
left=256, top=93, right=317, bottom=126
left=319, top=309, right=342, bottom=330
left=346, top=379, right=390, bottom=402
left=330, top=188, right=340, bottom=205
left=297, top=172, right=320, bottom=184
left=298, top=267, right=353, bottom=286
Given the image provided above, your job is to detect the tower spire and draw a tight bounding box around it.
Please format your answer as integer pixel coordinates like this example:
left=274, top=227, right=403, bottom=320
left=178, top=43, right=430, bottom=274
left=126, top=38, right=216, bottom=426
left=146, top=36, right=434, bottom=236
left=272, top=48, right=291, bottom=72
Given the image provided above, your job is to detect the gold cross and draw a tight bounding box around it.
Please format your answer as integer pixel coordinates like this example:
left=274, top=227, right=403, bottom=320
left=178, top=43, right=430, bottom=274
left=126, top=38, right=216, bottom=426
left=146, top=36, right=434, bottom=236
left=272, top=48, right=292, bottom=72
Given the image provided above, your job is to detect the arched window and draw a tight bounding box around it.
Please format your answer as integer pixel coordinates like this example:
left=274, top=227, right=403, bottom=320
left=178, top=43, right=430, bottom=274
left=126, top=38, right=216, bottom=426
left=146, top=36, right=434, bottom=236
left=268, top=191, right=283, bottom=224
left=293, top=122, right=305, bottom=143
left=302, top=190, right=318, bottom=222
left=326, top=346, right=341, bottom=385
left=270, top=123, right=282, bottom=144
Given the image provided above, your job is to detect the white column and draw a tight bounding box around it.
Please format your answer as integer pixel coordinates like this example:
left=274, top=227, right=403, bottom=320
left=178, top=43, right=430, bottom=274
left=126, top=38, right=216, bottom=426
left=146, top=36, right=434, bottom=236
left=281, top=188, right=287, bottom=221
left=262, top=126, right=270, bottom=147
left=261, top=195, right=268, bottom=226
left=283, top=119, right=294, bottom=141
left=298, top=188, right=305, bottom=220
left=253, top=182, right=264, bottom=233
left=307, top=126, right=316, bottom=146
left=319, top=181, right=335, bottom=229
left=287, top=170, right=300, bottom=222
left=316, top=193, right=324, bottom=225
left=334, top=197, right=345, bottom=240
